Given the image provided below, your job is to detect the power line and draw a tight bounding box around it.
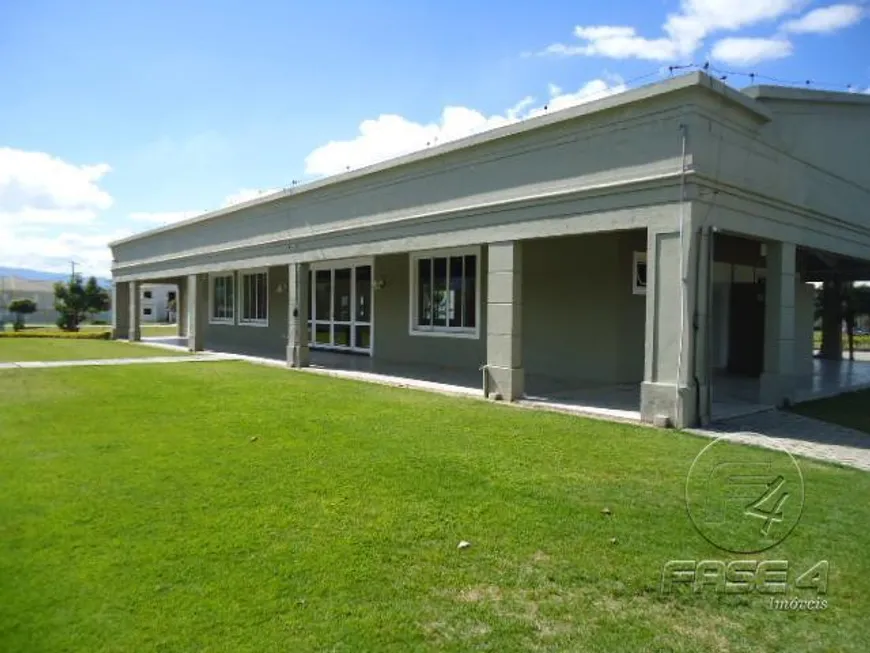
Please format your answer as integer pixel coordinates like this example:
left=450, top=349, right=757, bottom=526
left=702, top=62, right=858, bottom=93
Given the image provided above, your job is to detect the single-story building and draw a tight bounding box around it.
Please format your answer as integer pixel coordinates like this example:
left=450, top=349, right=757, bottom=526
left=109, top=71, right=870, bottom=428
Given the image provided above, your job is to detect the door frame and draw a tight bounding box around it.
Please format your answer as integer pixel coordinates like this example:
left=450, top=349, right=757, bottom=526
left=309, top=257, right=375, bottom=356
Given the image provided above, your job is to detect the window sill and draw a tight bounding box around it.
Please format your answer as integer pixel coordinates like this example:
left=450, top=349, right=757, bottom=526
left=209, top=318, right=235, bottom=326
left=409, top=327, right=479, bottom=340
left=239, top=320, right=269, bottom=328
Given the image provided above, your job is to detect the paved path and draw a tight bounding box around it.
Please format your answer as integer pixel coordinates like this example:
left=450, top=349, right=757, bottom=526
left=690, top=410, right=870, bottom=472
left=0, top=353, right=229, bottom=370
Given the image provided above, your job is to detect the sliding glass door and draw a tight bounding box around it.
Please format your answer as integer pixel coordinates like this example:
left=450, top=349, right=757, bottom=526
left=308, top=261, right=373, bottom=354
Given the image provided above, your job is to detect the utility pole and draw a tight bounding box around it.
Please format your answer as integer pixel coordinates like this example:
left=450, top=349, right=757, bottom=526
left=70, top=260, right=77, bottom=282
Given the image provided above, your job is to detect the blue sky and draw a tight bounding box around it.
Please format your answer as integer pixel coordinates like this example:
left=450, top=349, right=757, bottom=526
left=1, top=0, right=867, bottom=276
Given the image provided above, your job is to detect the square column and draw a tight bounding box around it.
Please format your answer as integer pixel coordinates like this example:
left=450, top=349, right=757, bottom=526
left=176, top=281, right=187, bottom=337
left=640, top=223, right=712, bottom=428
left=128, top=280, right=141, bottom=341
left=111, top=281, right=130, bottom=339
left=760, top=242, right=797, bottom=406
left=187, top=274, right=207, bottom=352
left=485, top=241, right=524, bottom=400
left=287, top=262, right=310, bottom=367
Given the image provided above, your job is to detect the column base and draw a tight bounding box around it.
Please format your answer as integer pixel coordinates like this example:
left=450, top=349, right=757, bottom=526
left=188, top=338, right=203, bottom=353
left=128, top=327, right=141, bottom=342
left=759, top=372, right=797, bottom=407
left=640, top=381, right=706, bottom=429
left=287, top=344, right=310, bottom=368
left=485, top=365, right=524, bottom=401
left=112, top=327, right=128, bottom=340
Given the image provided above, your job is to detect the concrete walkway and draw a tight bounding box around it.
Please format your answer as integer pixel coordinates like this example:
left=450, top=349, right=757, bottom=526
left=0, top=353, right=228, bottom=369
left=690, top=410, right=870, bottom=472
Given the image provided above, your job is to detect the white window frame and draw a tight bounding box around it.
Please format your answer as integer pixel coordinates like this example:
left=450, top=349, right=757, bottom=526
left=238, top=268, right=269, bottom=327
left=209, top=272, right=236, bottom=325
left=308, top=257, right=375, bottom=355
left=632, top=252, right=647, bottom=295
left=409, top=246, right=481, bottom=339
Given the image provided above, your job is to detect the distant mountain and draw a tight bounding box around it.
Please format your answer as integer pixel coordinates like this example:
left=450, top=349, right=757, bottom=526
left=0, top=266, right=111, bottom=285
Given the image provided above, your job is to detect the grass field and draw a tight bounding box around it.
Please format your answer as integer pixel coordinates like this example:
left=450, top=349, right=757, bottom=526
left=0, top=338, right=188, bottom=362
left=791, top=390, right=870, bottom=435
left=1, top=362, right=868, bottom=652
left=1, top=323, right=178, bottom=338
left=813, top=331, right=870, bottom=351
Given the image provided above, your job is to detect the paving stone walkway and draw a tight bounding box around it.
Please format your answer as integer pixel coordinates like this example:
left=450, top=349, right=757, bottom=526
left=690, top=409, right=870, bottom=472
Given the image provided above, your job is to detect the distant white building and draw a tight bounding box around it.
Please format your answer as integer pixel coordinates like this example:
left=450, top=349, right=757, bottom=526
left=140, top=284, right=177, bottom=323
left=0, top=276, right=113, bottom=326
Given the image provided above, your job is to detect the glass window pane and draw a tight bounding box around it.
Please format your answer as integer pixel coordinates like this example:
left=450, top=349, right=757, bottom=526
left=226, top=275, right=234, bottom=320
left=334, top=268, right=351, bottom=322
left=417, top=258, right=431, bottom=327
left=333, top=324, right=351, bottom=347
left=432, top=257, right=447, bottom=327
left=449, top=256, right=464, bottom=328
left=315, top=270, right=331, bottom=321
left=464, top=255, right=476, bottom=328
left=256, top=273, right=267, bottom=320
left=355, top=265, right=371, bottom=322
left=354, top=325, right=371, bottom=350
left=315, top=323, right=331, bottom=344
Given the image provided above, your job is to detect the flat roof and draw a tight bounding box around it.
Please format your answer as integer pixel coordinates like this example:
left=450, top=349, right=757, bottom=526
left=743, top=84, right=870, bottom=106
left=110, top=71, right=771, bottom=248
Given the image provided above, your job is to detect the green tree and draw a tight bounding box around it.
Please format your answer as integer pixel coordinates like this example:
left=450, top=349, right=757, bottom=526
left=8, top=298, right=37, bottom=331
left=54, top=275, right=110, bottom=332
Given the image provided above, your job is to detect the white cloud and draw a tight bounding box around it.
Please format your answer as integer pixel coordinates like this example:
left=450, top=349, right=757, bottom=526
left=544, top=26, right=683, bottom=61
left=537, top=0, right=806, bottom=61
left=0, top=148, right=120, bottom=276
left=782, top=4, right=864, bottom=33
left=0, top=147, right=112, bottom=224
left=304, top=77, right=627, bottom=177
left=710, top=37, right=794, bottom=65
left=128, top=188, right=281, bottom=228
left=0, top=225, right=132, bottom=278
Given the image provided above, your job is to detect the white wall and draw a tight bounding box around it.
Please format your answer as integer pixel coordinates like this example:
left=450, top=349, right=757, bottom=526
left=140, top=284, right=177, bottom=323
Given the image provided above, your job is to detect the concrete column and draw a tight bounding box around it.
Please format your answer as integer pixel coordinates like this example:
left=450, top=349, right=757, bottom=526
left=485, top=241, right=523, bottom=400
left=187, top=274, right=207, bottom=352
left=287, top=262, right=310, bottom=367
left=128, top=280, right=141, bottom=341
left=111, top=281, right=130, bottom=339
left=176, top=281, right=187, bottom=337
left=760, top=242, right=797, bottom=406
left=287, top=263, right=311, bottom=368
left=640, top=222, right=711, bottom=428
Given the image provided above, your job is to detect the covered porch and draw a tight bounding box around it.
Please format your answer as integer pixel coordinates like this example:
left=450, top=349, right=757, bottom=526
left=114, top=218, right=870, bottom=429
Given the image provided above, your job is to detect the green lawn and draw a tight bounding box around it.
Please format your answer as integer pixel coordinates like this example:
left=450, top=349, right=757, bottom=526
left=0, top=338, right=188, bottom=362
left=1, top=363, right=869, bottom=652
left=141, top=323, right=179, bottom=337
left=2, top=324, right=177, bottom=338
left=791, top=390, right=870, bottom=435
left=813, top=331, right=870, bottom=351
